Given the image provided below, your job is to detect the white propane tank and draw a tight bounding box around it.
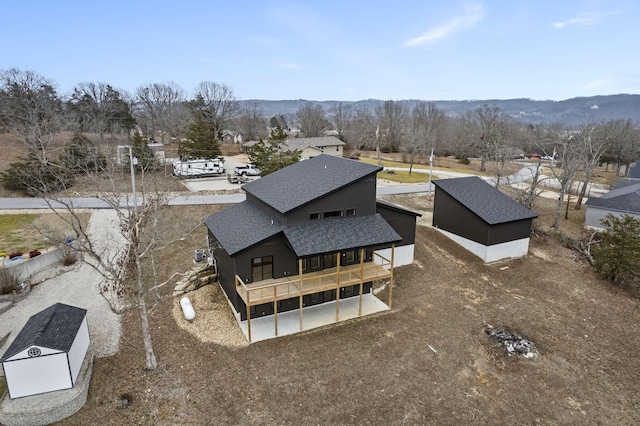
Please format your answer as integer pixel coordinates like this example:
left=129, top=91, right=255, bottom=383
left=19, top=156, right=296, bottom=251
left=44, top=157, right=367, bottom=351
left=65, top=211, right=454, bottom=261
left=180, top=297, right=196, bottom=321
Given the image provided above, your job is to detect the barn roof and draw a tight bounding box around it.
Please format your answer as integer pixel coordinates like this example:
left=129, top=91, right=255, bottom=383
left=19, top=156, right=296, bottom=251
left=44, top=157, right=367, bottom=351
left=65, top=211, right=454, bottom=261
left=434, top=176, right=537, bottom=225
left=1, top=303, right=87, bottom=362
left=585, top=179, right=640, bottom=213
left=242, top=154, right=381, bottom=213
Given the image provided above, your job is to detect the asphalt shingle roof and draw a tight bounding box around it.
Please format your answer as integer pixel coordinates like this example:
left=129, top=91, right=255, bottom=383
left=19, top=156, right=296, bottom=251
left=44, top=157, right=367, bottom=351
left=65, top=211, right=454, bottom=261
left=585, top=179, right=640, bottom=213
left=433, top=176, right=537, bottom=225
left=1, top=303, right=87, bottom=362
left=376, top=199, right=422, bottom=217
left=204, top=201, right=285, bottom=256
left=282, top=136, right=345, bottom=152
left=243, top=155, right=381, bottom=213
left=283, top=214, right=401, bottom=257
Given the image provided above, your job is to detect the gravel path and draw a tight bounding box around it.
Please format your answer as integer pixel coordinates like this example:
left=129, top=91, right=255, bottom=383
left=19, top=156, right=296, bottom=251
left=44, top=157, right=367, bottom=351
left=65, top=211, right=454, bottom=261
left=0, top=210, right=123, bottom=370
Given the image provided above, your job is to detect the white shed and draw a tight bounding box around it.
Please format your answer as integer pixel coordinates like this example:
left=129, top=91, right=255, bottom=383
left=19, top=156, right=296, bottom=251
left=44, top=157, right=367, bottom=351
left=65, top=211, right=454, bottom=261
left=1, top=303, right=90, bottom=399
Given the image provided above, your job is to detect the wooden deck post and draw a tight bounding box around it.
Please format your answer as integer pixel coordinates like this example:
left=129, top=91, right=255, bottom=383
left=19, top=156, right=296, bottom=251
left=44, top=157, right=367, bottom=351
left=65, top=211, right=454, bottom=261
left=273, top=287, right=278, bottom=337
left=388, top=244, right=395, bottom=308
left=358, top=248, right=365, bottom=316
left=246, top=292, right=252, bottom=343
left=336, top=252, right=341, bottom=321
left=299, top=259, right=303, bottom=331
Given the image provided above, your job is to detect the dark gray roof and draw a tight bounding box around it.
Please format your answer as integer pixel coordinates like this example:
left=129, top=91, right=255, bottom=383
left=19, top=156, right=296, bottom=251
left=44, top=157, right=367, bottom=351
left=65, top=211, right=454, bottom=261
left=434, top=176, right=537, bottom=225
left=628, top=162, right=640, bottom=179
left=243, top=155, right=381, bottom=213
left=376, top=199, right=422, bottom=217
left=204, top=201, right=285, bottom=255
left=283, top=214, right=401, bottom=257
left=1, top=303, right=87, bottom=362
left=585, top=179, right=640, bottom=213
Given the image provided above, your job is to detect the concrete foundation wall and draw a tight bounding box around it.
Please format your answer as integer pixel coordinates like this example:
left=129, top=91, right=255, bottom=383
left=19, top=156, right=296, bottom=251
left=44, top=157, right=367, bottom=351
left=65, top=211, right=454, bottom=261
left=436, top=228, right=530, bottom=262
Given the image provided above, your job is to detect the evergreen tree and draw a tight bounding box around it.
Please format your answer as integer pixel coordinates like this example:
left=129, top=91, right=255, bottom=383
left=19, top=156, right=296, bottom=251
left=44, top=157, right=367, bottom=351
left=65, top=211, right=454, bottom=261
left=249, top=125, right=300, bottom=176
left=593, top=214, right=640, bottom=285
left=178, top=113, right=221, bottom=160
left=130, top=132, right=157, bottom=171
left=60, top=133, right=106, bottom=173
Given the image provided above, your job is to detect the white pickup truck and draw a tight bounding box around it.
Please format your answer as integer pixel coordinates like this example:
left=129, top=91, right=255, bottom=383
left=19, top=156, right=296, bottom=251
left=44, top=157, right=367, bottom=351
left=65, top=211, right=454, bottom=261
left=234, top=164, right=261, bottom=176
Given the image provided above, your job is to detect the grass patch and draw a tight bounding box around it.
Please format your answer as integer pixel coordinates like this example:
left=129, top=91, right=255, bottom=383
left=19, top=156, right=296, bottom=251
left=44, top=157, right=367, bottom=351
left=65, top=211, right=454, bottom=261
left=377, top=170, right=440, bottom=184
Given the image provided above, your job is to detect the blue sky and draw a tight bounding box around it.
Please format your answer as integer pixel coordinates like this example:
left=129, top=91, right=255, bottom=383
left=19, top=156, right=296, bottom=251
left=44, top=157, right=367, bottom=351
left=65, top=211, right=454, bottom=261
left=2, top=1, right=639, bottom=101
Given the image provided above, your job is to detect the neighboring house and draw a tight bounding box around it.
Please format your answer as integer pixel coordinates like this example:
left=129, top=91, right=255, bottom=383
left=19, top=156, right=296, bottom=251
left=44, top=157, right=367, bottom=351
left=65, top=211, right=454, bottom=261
left=283, top=136, right=345, bottom=159
left=204, top=155, right=419, bottom=341
left=1, top=303, right=90, bottom=399
left=221, top=130, right=242, bottom=144
left=432, top=176, right=537, bottom=263
left=585, top=178, right=640, bottom=230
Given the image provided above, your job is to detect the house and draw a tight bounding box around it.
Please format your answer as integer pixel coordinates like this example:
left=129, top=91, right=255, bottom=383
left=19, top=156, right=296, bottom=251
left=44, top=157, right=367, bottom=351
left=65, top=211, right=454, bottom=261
left=585, top=178, right=640, bottom=229
left=221, top=130, right=242, bottom=144
left=282, top=136, right=345, bottom=159
left=204, top=154, right=419, bottom=341
left=1, top=303, right=90, bottom=399
left=432, top=176, right=537, bottom=262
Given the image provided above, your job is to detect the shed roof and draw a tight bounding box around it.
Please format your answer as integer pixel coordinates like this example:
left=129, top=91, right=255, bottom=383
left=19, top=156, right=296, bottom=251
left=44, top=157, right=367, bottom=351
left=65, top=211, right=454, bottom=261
left=204, top=201, right=285, bottom=256
left=1, top=303, right=87, bottom=362
left=283, top=214, right=401, bottom=257
left=628, top=162, right=640, bottom=179
left=242, top=155, right=381, bottom=213
left=585, top=179, right=640, bottom=213
left=433, top=176, right=537, bottom=225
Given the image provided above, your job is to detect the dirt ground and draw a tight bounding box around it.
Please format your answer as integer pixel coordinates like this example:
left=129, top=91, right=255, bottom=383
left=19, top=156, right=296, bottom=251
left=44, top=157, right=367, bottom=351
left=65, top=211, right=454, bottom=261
left=53, top=196, right=640, bottom=426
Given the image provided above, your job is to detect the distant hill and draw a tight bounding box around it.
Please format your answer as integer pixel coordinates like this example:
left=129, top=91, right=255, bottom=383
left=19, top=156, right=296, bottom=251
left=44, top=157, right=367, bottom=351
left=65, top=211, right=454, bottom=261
left=242, top=94, right=640, bottom=127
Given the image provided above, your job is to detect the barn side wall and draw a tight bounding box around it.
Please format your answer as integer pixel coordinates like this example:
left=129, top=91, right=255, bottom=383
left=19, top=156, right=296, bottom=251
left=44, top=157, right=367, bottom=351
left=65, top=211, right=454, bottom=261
left=68, top=317, right=90, bottom=384
left=436, top=228, right=530, bottom=263
left=3, top=353, right=72, bottom=399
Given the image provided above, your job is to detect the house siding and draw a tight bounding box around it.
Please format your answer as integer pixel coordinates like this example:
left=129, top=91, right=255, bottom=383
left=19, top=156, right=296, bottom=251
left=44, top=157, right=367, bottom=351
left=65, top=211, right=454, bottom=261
left=376, top=205, right=418, bottom=246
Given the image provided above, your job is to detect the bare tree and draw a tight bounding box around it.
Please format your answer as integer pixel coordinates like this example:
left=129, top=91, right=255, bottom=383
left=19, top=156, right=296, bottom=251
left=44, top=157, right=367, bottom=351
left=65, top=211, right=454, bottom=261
left=404, top=102, right=444, bottom=173
left=605, top=119, right=639, bottom=177
left=345, top=108, right=376, bottom=150
left=375, top=100, right=407, bottom=152
left=135, top=82, right=188, bottom=142
left=237, top=102, right=267, bottom=141
left=0, top=68, right=64, bottom=164
left=32, top=153, right=200, bottom=370
left=574, top=123, right=612, bottom=209
left=296, top=103, right=329, bottom=137
left=67, top=82, right=135, bottom=142
left=463, top=105, right=513, bottom=183
left=549, top=130, right=584, bottom=229
left=328, top=102, right=353, bottom=142
left=192, top=82, right=239, bottom=139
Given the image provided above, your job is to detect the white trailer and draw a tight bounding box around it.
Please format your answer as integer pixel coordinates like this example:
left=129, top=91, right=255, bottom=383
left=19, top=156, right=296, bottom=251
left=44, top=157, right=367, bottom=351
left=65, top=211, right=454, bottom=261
left=173, top=158, right=225, bottom=178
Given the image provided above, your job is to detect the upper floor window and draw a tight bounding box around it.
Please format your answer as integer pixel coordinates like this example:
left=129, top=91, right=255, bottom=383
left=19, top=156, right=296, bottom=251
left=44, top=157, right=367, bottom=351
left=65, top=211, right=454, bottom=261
left=324, top=210, right=343, bottom=218
left=310, top=212, right=321, bottom=220
left=252, top=255, right=273, bottom=282
left=346, top=208, right=356, bottom=216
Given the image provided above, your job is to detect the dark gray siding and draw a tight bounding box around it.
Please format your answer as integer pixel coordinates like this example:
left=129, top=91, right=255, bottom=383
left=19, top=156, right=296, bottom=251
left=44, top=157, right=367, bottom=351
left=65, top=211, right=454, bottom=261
left=209, top=231, right=238, bottom=310
left=433, top=189, right=532, bottom=245
left=286, top=176, right=377, bottom=224
left=376, top=204, right=418, bottom=246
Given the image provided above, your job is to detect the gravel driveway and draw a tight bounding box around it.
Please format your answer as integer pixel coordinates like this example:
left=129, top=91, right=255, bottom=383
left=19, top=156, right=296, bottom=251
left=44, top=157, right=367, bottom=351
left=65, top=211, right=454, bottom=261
left=0, top=210, right=123, bottom=370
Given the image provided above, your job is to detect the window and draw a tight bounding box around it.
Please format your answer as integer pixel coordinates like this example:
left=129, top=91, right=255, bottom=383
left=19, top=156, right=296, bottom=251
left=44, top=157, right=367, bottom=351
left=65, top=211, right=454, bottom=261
left=324, top=210, right=343, bottom=218
left=310, top=256, right=321, bottom=270
left=252, top=255, right=273, bottom=282
left=300, top=258, right=307, bottom=271
left=323, top=253, right=338, bottom=269
left=310, top=213, right=321, bottom=220
left=310, top=293, right=320, bottom=303
left=345, top=250, right=356, bottom=263
left=346, top=208, right=356, bottom=216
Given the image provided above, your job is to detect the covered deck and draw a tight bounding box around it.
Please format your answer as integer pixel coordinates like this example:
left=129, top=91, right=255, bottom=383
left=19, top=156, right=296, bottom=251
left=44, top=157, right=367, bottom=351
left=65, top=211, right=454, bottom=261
left=235, top=247, right=395, bottom=342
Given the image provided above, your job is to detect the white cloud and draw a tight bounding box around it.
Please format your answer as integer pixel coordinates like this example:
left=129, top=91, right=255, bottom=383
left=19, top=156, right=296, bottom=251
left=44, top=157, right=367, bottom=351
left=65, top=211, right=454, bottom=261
left=404, top=4, right=484, bottom=47
left=551, top=14, right=597, bottom=29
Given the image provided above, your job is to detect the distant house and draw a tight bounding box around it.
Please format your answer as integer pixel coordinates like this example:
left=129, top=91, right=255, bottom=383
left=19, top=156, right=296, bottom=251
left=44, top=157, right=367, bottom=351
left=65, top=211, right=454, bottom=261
left=221, top=130, right=242, bottom=144
left=283, top=136, right=345, bottom=159
left=204, top=155, right=419, bottom=341
left=432, top=176, right=537, bottom=262
left=585, top=178, right=640, bottom=229
left=1, top=303, right=90, bottom=399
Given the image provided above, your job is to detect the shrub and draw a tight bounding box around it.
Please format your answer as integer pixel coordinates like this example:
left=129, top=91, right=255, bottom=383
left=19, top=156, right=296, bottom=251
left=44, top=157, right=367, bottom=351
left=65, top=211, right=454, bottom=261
left=29, top=249, right=41, bottom=258
left=8, top=252, right=23, bottom=259
left=61, top=248, right=78, bottom=266
left=0, top=269, right=20, bottom=295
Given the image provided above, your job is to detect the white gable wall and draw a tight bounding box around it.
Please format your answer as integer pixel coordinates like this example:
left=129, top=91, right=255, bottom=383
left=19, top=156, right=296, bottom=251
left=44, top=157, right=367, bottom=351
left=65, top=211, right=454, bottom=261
left=374, top=244, right=415, bottom=268
left=3, top=353, right=72, bottom=398
left=5, top=345, right=62, bottom=361
left=436, top=228, right=530, bottom=262
left=68, top=316, right=90, bottom=384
